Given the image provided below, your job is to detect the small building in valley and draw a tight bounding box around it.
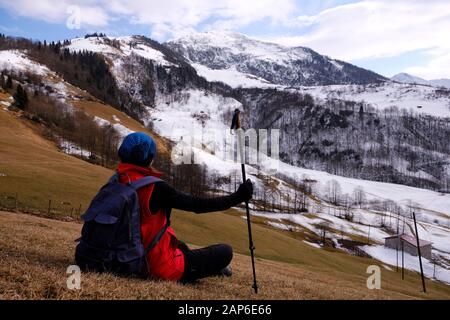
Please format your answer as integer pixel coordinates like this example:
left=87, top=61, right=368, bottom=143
left=384, top=234, right=432, bottom=260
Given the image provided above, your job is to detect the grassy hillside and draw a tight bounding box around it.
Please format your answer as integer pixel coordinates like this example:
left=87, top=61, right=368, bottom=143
left=0, top=92, right=171, bottom=214
left=1, top=95, right=450, bottom=299
left=0, top=100, right=112, bottom=213
left=2, top=211, right=450, bottom=300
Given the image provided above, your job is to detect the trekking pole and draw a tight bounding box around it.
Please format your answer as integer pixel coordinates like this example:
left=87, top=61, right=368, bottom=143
left=412, top=211, right=426, bottom=293
left=236, top=128, right=258, bottom=294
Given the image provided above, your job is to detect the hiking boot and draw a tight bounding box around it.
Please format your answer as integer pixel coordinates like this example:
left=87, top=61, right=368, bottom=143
left=218, top=265, right=232, bottom=277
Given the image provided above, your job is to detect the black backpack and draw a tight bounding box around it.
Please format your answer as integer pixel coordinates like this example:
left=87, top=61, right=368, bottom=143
left=75, top=174, right=169, bottom=276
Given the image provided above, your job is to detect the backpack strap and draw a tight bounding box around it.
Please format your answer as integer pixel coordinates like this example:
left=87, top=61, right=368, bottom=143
left=126, top=175, right=169, bottom=272
left=144, top=208, right=171, bottom=256
left=143, top=207, right=172, bottom=275
left=129, top=176, right=162, bottom=190
left=129, top=176, right=168, bottom=254
left=108, top=173, right=120, bottom=183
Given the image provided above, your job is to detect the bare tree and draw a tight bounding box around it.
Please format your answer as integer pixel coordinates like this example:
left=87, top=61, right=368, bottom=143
left=325, top=180, right=342, bottom=206
left=352, top=186, right=367, bottom=208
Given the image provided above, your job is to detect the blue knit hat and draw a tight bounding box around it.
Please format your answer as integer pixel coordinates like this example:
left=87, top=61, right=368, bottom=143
left=118, top=132, right=157, bottom=166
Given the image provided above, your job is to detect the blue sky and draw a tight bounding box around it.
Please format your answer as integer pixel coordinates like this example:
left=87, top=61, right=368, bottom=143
left=0, top=0, right=449, bottom=79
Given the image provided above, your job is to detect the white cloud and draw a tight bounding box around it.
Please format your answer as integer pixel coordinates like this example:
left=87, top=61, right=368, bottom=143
left=0, top=0, right=109, bottom=27
left=405, top=50, right=450, bottom=80
left=106, top=0, right=296, bottom=39
left=79, top=6, right=109, bottom=27
left=269, top=0, right=450, bottom=78
left=274, top=0, right=450, bottom=59
left=0, top=0, right=296, bottom=39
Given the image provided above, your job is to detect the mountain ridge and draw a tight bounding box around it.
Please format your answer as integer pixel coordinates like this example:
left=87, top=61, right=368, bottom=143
left=165, top=31, right=387, bottom=87
left=391, top=72, right=450, bottom=89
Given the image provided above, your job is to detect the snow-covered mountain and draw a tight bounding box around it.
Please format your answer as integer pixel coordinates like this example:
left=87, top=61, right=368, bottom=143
left=66, top=35, right=192, bottom=108
left=166, top=31, right=387, bottom=87
left=3, top=33, right=450, bottom=193
left=391, top=72, right=450, bottom=89
left=60, top=34, right=450, bottom=191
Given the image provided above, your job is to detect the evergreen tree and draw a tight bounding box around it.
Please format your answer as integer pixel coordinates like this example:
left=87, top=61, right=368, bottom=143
left=13, top=84, right=28, bottom=110
left=6, top=75, right=13, bottom=89
left=0, top=72, right=5, bottom=89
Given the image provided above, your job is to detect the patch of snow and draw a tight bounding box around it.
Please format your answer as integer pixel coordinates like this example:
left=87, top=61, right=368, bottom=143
left=303, top=240, right=322, bottom=249
left=59, top=139, right=90, bottom=157
left=192, top=63, right=279, bottom=89
left=0, top=50, right=51, bottom=76
left=267, top=221, right=292, bottom=231
left=93, top=116, right=111, bottom=127
left=330, top=59, right=343, bottom=71
left=94, top=116, right=134, bottom=138
left=51, top=82, right=69, bottom=99
left=126, top=43, right=171, bottom=66
left=113, top=123, right=134, bottom=138
left=383, top=264, right=393, bottom=271
left=112, top=115, right=121, bottom=122
left=361, top=245, right=450, bottom=285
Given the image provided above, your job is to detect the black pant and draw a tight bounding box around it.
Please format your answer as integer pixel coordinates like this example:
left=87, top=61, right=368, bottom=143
left=178, top=242, right=233, bottom=283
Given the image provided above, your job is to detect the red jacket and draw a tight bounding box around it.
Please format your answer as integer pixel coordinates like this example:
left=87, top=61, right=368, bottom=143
left=117, top=163, right=185, bottom=281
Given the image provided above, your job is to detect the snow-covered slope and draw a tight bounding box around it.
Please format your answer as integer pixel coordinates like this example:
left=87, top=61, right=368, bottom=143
left=0, top=50, right=51, bottom=76
left=166, top=31, right=386, bottom=87
left=67, top=36, right=174, bottom=67
left=392, top=73, right=450, bottom=89
left=147, top=88, right=450, bottom=216
left=192, top=62, right=278, bottom=89
left=66, top=35, right=183, bottom=105
left=145, top=85, right=450, bottom=283
left=0, top=50, right=86, bottom=101
left=292, top=82, right=450, bottom=118
left=61, top=34, right=450, bottom=197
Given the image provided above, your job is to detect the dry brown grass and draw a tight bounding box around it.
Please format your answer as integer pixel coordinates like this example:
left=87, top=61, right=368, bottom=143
left=0, top=91, right=11, bottom=101
left=0, top=106, right=112, bottom=212
left=1, top=211, right=449, bottom=300
left=0, top=212, right=408, bottom=300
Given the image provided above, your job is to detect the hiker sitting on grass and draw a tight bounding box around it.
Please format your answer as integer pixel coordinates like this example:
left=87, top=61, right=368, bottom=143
left=75, top=132, right=253, bottom=283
